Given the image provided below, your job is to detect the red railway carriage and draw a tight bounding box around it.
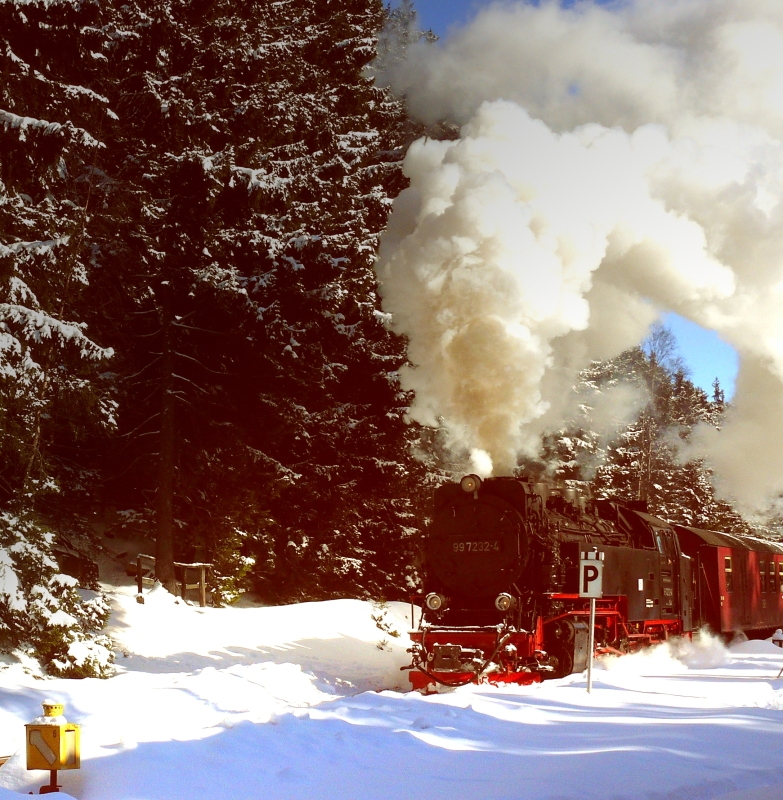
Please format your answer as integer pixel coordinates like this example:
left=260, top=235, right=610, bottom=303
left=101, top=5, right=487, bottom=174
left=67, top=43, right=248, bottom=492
left=674, top=525, right=783, bottom=636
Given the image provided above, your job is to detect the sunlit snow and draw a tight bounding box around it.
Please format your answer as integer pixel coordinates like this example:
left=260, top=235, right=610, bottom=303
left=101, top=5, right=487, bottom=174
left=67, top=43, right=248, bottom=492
left=1, top=568, right=783, bottom=799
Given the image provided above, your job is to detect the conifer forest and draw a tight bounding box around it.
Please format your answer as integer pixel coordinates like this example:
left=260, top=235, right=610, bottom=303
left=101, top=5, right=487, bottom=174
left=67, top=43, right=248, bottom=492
left=0, top=0, right=757, bottom=676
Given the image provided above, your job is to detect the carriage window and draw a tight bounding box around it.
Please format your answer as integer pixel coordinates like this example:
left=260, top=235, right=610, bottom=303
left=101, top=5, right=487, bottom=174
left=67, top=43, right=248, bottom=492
left=770, top=562, right=776, bottom=593
left=725, top=556, right=733, bottom=592
left=761, top=561, right=767, bottom=592
left=779, top=562, right=783, bottom=593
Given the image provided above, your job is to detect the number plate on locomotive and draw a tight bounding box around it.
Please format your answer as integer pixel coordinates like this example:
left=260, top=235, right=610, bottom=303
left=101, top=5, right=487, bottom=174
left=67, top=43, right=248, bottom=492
left=452, top=540, right=501, bottom=553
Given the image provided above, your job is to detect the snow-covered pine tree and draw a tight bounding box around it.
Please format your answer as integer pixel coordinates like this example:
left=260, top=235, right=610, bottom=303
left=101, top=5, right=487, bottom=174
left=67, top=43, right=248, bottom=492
left=230, top=0, right=430, bottom=601
left=0, top=0, right=117, bottom=675
left=549, top=325, right=748, bottom=533
left=89, top=0, right=429, bottom=602
left=81, top=0, right=270, bottom=596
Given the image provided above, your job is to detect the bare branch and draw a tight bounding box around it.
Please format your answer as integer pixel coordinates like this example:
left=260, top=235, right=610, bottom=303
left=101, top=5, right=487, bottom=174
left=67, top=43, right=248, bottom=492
left=171, top=321, right=229, bottom=335
left=119, top=412, right=161, bottom=439
left=173, top=351, right=228, bottom=375
left=125, top=355, right=162, bottom=381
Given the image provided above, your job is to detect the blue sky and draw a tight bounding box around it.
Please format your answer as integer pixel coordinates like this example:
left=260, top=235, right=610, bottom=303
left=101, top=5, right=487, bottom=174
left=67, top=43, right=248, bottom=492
left=395, top=0, right=740, bottom=398
left=409, top=0, right=491, bottom=35
left=662, top=313, right=738, bottom=399
left=411, top=0, right=616, bottom=37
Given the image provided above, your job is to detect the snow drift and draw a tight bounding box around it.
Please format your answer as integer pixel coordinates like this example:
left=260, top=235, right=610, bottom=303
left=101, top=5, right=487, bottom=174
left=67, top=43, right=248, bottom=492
left=3, top=581, right=783, bottom=799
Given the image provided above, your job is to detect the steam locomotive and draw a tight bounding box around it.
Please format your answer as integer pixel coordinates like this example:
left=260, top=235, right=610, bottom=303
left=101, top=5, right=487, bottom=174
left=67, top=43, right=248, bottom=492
left=406, top=474, right=783, bottom=691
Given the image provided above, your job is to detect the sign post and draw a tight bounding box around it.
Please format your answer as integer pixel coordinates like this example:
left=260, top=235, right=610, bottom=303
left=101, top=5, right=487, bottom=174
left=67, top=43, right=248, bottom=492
left=579, top=551, right=604, bottom=694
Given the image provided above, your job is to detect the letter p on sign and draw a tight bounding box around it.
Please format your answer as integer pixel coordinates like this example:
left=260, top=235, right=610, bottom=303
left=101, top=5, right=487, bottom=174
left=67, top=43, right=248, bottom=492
left=579, top=555, right=603, bottom=598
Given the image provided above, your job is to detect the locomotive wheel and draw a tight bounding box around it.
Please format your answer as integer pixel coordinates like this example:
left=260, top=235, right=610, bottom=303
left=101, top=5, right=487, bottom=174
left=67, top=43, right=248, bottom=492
left=547, top=645, right=575, bottom=679
left=549, top=620, right=575, bottom=644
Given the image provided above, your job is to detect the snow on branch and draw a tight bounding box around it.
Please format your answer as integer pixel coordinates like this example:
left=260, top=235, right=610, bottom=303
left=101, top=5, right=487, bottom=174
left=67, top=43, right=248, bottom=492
left=0, top=305, right=113, bottom=360
left=4, top=44, right=30, bottom=73
left=0, top=109, right=103, bottom=148
left=57, top=82, right=111, bottom=106
left=9, top=0, right=84, bottom=6
left=7, top=277, right=40, bottom=308
left=246, top=446, right=302, bottom=484
left=0, top=236, right=69, bottom=264
left=232, top=165, right=278, bottom=193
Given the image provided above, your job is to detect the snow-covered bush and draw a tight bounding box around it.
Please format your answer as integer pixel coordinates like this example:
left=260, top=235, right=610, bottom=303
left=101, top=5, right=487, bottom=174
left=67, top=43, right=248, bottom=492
left=0, top=513, right=113, bottom=678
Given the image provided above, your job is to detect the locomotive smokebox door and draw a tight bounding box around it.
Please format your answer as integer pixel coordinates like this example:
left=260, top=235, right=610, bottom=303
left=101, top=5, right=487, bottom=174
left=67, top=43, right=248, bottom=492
left=432, top=645, right=462, bottom=671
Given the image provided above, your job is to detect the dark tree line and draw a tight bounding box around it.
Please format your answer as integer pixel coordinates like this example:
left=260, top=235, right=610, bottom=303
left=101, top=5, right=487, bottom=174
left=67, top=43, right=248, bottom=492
left=0, top=0, right=435, bottom=673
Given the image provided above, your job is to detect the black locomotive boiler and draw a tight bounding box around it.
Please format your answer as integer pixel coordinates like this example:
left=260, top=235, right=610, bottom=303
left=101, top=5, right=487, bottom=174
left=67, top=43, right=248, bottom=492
left=406, top=473, right=783, bottom=691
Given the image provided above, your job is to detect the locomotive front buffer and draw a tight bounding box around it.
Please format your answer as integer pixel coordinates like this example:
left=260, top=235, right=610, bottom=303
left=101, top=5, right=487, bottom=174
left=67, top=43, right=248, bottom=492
left=406, top=619, right=553, bottom=691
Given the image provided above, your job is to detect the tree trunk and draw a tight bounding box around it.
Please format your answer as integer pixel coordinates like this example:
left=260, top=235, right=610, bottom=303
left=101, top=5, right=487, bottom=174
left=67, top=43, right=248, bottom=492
left=155, top=290, right=178, bottom=595
left=638, top=412, right=652, bottom=503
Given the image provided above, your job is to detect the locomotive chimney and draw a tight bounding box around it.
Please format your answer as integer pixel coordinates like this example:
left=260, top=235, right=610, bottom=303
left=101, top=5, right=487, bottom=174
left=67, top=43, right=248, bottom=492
left=534, top=482, right=549, bottom=507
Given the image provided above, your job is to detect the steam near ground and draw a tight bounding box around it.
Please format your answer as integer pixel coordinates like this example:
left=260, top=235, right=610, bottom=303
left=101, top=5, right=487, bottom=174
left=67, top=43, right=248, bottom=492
left=598, top=628, right=731, bottom=675
left=375, top=0, right=783, bottom=509
left=2, top=571, right=783, bottom=799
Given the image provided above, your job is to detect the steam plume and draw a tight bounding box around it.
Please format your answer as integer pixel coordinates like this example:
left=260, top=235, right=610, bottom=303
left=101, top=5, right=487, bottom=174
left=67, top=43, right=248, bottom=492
left=375, top=0, right=783, bottom=508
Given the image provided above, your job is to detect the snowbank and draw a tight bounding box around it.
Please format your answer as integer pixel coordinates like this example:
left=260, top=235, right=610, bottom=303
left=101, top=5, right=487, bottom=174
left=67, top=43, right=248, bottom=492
left=109, top=582, right=414, bottom=692
left=3, top=582, right=783, bottom=798
left=0, top=789, right=74, bottom=800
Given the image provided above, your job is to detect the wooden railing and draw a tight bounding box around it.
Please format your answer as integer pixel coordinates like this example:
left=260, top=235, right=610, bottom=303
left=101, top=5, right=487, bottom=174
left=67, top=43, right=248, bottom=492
left=134, top=554, right=212, bottom=607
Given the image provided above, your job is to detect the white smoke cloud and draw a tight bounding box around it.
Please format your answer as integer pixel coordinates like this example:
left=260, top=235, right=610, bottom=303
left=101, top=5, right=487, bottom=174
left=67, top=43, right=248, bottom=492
left=574, top=381, right=650, bottom=480
left=375, top=0, right=783, bottom=507
left=385, top=0, right=783, bottom=136
left=469, top=448, right=494, bottom=478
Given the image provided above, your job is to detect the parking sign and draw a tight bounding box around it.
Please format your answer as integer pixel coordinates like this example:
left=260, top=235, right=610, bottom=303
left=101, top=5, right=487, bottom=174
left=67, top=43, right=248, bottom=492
left=579, top=554, right=604, bottom=598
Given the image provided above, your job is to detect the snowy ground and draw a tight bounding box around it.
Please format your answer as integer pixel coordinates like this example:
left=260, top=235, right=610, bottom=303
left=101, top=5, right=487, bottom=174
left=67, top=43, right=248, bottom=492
left=2, top=561, right=783, bottom=799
